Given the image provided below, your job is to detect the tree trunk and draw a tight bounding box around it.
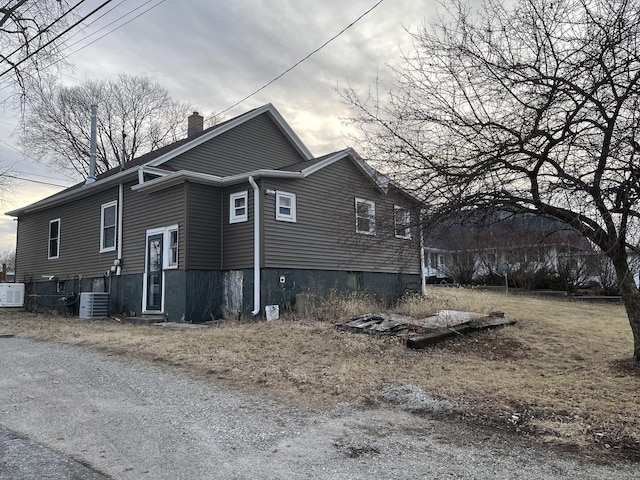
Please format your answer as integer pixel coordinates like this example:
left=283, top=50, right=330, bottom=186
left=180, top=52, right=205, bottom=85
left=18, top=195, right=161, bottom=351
left=614, top=258, right=640, bottom=361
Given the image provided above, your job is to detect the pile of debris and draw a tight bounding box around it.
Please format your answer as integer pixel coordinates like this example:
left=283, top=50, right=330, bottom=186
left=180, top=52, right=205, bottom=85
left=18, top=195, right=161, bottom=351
left=337, top=310, right=516, bottom=349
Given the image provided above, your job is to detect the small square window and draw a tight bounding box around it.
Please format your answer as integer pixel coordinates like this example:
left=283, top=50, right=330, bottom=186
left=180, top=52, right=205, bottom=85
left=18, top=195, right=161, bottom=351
left=229, top=191, right=248, bottom=223
left=394, top=206, right=411, bottom=239
left=355, top=198, right=375, bottom=235
left=276, top=191, right=296, bottom=222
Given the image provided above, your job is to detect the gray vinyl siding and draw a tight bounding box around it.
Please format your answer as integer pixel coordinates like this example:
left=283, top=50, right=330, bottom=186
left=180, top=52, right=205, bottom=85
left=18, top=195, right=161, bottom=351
left=262, top=159, right=421, bottom=274
left=185, top=182, right=221, bottom=270
left=121, top=182, right=186, bottom=274
left=15, top=187, right=121, bottom=281
left=222, top=184, right=255, bottom=270
left=163, top=113, right=306, bottom=175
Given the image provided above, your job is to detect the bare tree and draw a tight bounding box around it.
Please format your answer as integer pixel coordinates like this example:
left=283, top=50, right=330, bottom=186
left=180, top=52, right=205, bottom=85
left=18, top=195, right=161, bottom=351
left=595, top=254, right=621, bottom=296
left=0, top=162, right=11, bottom=202
left=20, top=74, right=210, bottom=178
left=554, top=239, right=598, bottom=293
left=344, top=0, right=640, bottom=360
left=0, top=1, right=78, bottom=98
left=0, top=244, right=15, bottom=271
left=444, top=248, right=477, bottom=285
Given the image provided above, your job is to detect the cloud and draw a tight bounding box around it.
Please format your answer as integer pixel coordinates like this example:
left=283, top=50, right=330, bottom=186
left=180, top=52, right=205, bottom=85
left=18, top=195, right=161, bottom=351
left=2, top=0, right=441, bottom=222
left=66, top=0, right=435, bottom=152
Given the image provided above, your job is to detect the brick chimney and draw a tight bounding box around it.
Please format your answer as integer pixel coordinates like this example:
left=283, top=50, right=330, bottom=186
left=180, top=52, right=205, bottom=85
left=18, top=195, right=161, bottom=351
left=187, top=111, right=204, bottom=138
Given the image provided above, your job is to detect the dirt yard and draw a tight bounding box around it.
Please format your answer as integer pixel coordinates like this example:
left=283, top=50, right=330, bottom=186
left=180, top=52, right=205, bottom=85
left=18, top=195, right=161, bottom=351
left=1, top=288, right=639, bottom=460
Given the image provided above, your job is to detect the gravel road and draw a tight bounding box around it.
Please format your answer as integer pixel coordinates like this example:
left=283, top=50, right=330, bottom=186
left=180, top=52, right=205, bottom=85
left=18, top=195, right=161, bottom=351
left=0, top=337, right=636, bottom=479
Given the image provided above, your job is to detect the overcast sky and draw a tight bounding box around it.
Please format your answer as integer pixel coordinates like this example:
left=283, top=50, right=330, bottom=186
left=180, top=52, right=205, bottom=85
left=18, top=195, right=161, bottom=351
left=0, top=0, right=449, bottom=249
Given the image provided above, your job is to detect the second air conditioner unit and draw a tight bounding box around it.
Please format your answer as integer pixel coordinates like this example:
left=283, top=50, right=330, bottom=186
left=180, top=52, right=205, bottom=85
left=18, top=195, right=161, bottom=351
left=79, top=292, right=110, bottom=319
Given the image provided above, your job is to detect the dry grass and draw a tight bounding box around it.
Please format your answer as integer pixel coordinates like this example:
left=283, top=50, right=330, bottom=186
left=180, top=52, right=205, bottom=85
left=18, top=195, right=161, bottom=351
left=1, top=287, right=639, bottom=458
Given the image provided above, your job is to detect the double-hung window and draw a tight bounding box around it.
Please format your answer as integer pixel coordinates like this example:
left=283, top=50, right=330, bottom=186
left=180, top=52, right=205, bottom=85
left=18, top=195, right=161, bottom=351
left=276, top=191, right=296, bottom=222
left=167, top=227, right=178, bottom=268
left=394, top=206, right=411, bottom=239
left=48, top=218, right=60, bottom=259
left=100, top=201, right=117, bottom=252
left=229, top=191, right=248, bottom=223
left=355, top=198, right=375, bottom=235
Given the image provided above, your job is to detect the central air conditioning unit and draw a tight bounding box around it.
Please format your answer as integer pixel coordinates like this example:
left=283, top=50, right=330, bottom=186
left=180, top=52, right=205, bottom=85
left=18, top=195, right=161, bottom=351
left=0, top=283, right=25, bottom=307
left=79, top=292, right=110, bottom=319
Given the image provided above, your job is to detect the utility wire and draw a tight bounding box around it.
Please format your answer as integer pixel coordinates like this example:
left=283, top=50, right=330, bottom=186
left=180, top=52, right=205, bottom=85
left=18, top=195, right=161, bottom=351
left=43, top=0, right=166, bottom=70
left=3, top=174, right=69, bottom=188
left=0, top=0, right=89, bottom=65
left=216, top=0, right=385, bottom=117
left=0, top=0, right=161, bottom=90
left=0, top=0, right=114, bottom=79
left=0, top=138, right=76, bottom=180
left=61, top=0, right=129, bottom=45
left=12, top=169, right=73, bottom=182
left=59, top=0, right=157, bottom=54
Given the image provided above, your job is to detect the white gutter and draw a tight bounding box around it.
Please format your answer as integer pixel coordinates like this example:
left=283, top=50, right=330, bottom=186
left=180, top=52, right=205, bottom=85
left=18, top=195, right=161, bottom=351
left=6, top=168, right=138, bottom=216
left=131, top=169, right=304, bottom=193
left=116, top=183, right=123, bottom=275
left=248, top=176, right=261, bottom=316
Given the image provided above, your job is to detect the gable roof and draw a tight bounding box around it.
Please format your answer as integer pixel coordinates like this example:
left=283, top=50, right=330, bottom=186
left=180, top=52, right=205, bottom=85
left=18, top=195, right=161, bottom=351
left=131, top=147, right=422, bottom=207
left=6, top=105, right=421, bottom=217
left=6, top=104, right=313, bottom=216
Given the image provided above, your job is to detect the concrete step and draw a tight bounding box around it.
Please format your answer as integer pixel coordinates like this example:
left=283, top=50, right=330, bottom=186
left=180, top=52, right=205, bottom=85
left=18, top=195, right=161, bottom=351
left=123, top=315, right=166, bottom=325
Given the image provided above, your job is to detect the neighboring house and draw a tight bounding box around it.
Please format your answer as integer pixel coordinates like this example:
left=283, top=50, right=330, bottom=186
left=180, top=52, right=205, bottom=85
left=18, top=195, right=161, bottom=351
left=0, top=269, right=14, bottom=283
left=7, top=104, right=422, bottom=321
left=424, top=210, right=597, bottom=289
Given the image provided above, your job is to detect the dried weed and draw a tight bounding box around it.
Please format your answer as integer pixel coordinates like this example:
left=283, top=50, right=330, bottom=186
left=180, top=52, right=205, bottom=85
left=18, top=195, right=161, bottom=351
left=1, top=288, right=639, bottom=458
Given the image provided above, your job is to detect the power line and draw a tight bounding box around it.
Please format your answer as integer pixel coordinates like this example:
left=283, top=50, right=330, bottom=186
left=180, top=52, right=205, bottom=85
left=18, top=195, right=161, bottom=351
left=3, top=174, right=69, bottom=188
left=59, top=0, right=158, bottom=55
left=215, top=0, right=386, bottom=117
left=0, top=138, right=76, bottom=181
left=60, top=0, right=129, bottom=45
left=0, top=0, right=154, bottom=90
left=43, top=0, right=166, bottom=70
left=0, top=0, right=114, bottom=79
left=0, top=0, right=89, bottom=66
left=12, top=169, right=73, bottom=182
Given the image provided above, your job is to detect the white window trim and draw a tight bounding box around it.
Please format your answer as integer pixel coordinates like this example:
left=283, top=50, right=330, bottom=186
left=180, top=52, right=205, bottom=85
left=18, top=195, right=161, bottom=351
left=394, top=205, right=412, bottom=240
left=355, top=198, right=376, bottom=235
left=143, top=227, right=165, bottom=314
left=100, top=200, right=118, bottom=253
left=165, top=225, right=179, bottom=269
left=275, top=191, right=297, bottom=222
left=142, top=225, right=179, bottom=313
left=229, top=190, right=248, bottom=223
left=48, top=218, right=60, bottom=259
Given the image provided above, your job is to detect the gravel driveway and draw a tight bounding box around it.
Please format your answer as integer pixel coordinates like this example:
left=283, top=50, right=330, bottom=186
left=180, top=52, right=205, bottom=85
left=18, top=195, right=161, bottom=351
left=0, top=337, right=636, bottom=479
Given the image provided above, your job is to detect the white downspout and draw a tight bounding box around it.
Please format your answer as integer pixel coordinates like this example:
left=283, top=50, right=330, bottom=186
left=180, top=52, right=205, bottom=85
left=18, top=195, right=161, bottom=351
left=248, top=176, right=260, bottom=315
left=116, top=183, right=123, bottom=275
left=419, top=212, right=427, bottom=296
